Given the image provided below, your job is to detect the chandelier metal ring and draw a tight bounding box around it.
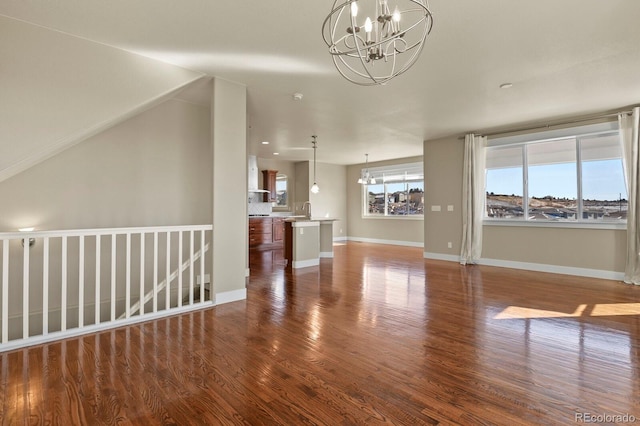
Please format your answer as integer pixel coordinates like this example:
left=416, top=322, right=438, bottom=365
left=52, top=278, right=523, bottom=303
left=322, top=0, right=433, bottom=86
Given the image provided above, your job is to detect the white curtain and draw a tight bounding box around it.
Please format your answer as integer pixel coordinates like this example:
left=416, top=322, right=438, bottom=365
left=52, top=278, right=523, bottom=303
left=620, top=107, right=640, bottom=284
left=460, top=134, right=487, bottom=265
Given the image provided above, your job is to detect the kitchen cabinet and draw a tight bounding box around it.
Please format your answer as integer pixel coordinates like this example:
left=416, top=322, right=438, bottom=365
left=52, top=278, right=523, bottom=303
left=249, top=217, right=284, bottom=248
left=262, top=170, right=278, bottom=202
left=272, top=217, right=284, bottom=243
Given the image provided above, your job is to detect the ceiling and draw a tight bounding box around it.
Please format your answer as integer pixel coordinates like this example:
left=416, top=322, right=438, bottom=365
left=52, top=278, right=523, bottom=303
left=1, top=1, right=640, bottom=165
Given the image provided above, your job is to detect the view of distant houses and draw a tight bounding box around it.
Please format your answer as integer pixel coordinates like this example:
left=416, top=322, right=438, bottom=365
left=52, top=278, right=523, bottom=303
left=368, top=189, right=424, bottom=215
left=486, top=193, right=628, bottom=221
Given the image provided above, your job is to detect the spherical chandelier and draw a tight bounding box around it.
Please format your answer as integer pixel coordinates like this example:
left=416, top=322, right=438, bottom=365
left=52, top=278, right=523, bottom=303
left=322, top=0, right=434, bottom=86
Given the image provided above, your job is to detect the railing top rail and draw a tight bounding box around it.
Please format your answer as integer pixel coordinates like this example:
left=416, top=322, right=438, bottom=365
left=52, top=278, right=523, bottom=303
left=0, top=224, right=213, bottom=239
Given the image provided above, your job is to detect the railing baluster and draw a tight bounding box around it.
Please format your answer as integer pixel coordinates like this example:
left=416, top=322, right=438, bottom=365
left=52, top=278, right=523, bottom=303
left=189, top=230, right=194, bottom=305
left=178, top=232, right=183, bottom=308
left=79, top=236, right=84, bottom=328
left=111, top=234, right=116, bottom=322
left=153, top=232, right=158, bottom=313
left=140, top=233, right=145, bottom=316
left=43, top=238, right=49, bottom=335
left=126, top=233, right=131, bottom=319
left=23, top=237, right=29, bottom=339
left=95, top=235, right=101, bottom=325
left=2, top=240, right=9, bottom=344
left=200, top=230, right=205, bottom=303
left=61, top=236, right=67, bottom=332
left=166, top=232, right=171, bottom=310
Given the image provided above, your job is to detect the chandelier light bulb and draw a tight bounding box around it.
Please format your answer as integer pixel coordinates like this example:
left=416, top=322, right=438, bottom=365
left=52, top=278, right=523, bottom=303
left=392, top=6, right=401, bottom=22
left=351, top=1, right=358, bottom=17
left=364, top=17, right=373, bottom=33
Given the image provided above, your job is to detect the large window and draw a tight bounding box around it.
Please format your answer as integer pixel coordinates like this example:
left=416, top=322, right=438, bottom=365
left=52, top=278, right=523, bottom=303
left=363, top=162, right=424, bottom=217
left=485, top=124, right=627, bottom=224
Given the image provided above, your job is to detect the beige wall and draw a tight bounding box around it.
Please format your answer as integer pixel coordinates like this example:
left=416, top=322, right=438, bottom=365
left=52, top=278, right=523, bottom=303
left=424, top=138, right=463, bottom=254
left=0, top=15, right=203, bottom=183
left=309, top=162, right=347, bottom=238
left=423, top=135, right=626, bottom=274
left=0, top=98, right=211, bottom=231
left=211, top=78, right=247, bottom=297
left=347, top=156, right=424, bottom=244
left=294, top=161, right=310, bottom=213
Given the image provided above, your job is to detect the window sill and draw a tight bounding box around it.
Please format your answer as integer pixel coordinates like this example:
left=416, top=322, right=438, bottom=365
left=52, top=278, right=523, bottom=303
left=483, top=219, right=626, bottom=230
left=362, top=215, right=424, bottom=221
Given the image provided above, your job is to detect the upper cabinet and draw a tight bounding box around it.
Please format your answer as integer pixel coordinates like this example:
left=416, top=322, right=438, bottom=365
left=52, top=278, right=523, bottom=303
left=262, top=170, right=278, bottom=202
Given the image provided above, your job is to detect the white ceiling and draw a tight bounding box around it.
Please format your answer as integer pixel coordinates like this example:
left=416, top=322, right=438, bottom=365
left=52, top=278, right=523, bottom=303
left=1, top=1, right=640, bottom=165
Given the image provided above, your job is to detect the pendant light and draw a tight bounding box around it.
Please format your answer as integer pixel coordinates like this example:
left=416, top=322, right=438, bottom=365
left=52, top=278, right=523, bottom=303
left=357, top=153, right=376, bottom=184
left=311, top=135, right=320, bottom=193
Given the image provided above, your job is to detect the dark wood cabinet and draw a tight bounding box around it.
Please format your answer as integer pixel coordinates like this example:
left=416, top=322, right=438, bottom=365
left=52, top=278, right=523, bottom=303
left=262, top=170, right=278, bottom=202
left=272, top=218, right=284, bottom=243
left=249, top=217, right=284, bottom=248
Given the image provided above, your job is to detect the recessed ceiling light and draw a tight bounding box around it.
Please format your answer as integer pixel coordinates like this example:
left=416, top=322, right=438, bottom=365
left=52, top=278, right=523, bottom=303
left=292, top=93, right=303, bottom=101
left=261, top=141, right=269, bottom=145
left=273, top=152, right=279, bottom=156
left=500, top=83, right=513, bottom=89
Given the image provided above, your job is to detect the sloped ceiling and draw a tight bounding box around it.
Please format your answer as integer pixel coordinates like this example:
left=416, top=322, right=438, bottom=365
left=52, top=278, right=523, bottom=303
left=0, top=15, right=204, bottom=182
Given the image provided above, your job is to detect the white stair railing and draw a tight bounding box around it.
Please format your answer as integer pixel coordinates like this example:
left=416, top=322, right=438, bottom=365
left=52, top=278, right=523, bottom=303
left=119, top=241, right=210, bottom=320
left=0, top=224, right=212, bottom=352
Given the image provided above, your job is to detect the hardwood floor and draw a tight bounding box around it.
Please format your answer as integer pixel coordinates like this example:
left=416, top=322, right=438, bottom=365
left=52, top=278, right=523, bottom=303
left=1, top=242, right=640, bottom=425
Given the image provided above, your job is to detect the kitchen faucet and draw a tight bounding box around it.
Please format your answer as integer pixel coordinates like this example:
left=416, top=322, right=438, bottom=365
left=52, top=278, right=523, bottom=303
left=302, top=201, right=311, bottom=219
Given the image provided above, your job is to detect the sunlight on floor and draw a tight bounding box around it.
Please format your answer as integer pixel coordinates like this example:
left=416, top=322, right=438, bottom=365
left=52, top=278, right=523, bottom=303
left=494, top=303, right=640, bottom=319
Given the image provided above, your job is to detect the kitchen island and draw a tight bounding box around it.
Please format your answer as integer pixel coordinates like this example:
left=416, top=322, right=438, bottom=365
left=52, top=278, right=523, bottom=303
left=283, top=218, right=336, bottom=269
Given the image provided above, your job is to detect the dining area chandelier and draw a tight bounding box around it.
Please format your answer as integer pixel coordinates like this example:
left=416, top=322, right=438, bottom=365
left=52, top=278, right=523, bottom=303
left=322, top=0, right=434, bottom=86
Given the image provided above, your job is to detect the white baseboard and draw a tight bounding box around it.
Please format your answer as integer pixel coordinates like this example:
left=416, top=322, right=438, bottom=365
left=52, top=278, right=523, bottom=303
left=347, top=236, right=423, bottom=248
left=423, top=251, right=623, bottom=281
left=478, top=258, right=624, bottom=281
left=423, top=252, right=460, bottom=262
left=215, top=288, right=247, bottom=305
left=292, top=258, right=320, bottom=268
left=333, top=236, right=348, bottom=242
left=319, top=252, right=333, bottom=258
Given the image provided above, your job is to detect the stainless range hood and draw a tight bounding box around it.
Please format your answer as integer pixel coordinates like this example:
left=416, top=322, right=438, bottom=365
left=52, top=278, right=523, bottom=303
left=247, top=155, right=268, bottom=193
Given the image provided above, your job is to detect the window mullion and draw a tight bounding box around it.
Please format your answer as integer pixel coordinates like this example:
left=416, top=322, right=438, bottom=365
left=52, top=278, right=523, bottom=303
left=523, top=146, right=529, bottom=220
left=576, top=138, right=583, bottom=221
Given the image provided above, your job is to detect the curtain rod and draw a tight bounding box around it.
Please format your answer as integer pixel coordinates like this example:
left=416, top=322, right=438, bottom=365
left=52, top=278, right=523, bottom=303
left=457, top=109, right=634, bottom=140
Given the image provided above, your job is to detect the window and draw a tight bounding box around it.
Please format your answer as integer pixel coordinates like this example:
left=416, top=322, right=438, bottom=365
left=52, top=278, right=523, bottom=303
left=363, top=162, right=424, bottom=217
left=275, top=174, right=287, bottom=207
left=485, top=123, right=627, bottom=224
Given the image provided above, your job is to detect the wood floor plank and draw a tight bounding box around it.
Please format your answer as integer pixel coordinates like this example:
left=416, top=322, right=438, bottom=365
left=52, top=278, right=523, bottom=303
left=1, top=242, right=640, bottom=424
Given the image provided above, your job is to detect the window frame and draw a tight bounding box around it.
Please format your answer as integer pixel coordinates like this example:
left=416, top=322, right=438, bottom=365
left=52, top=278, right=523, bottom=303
left=484, top=122, right=627, bottom=229
left=361, top=162, right=424, bottom=220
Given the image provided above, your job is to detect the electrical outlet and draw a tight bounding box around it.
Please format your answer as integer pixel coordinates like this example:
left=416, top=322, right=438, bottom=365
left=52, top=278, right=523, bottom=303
left=447, top=242, right=452, bottom=249
left=300, top=228, right=304, bottom=235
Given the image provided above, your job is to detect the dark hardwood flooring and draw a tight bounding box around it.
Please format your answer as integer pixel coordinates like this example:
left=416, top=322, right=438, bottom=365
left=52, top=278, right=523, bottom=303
left=1, top=242, right=640, bottom=425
